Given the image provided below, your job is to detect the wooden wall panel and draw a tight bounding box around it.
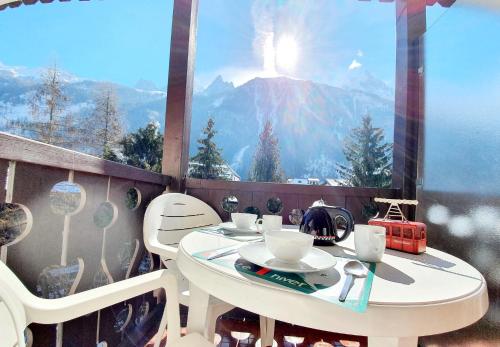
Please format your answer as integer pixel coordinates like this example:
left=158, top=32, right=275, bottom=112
left=186, top=179, right=400, bottom=225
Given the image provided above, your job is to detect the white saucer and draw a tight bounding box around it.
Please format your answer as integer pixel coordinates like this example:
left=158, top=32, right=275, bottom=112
left=238, top=243, right=336, bottom=273
left=219, top=222, right=259, bottom=234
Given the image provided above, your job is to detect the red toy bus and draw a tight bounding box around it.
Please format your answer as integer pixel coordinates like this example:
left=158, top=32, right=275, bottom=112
left=368, top=198, right=426, bottom=254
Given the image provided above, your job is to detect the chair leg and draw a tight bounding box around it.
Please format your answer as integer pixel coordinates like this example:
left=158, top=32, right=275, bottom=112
left=205, top=306, right=218, bottom=344
left=154, top=303, right=169, bottom=347
left=259, top=316, right=275, bottom=347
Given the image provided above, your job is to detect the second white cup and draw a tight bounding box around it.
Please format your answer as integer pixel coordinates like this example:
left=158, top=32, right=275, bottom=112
left=354, top=224, right=386, bottom=262
left=231, top=213, right=258, bottom=229
left=256, top=215, right=282, bottom=233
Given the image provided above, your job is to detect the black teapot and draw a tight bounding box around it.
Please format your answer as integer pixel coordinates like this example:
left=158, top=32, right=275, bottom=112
left=298, top=199, right=354, bottom=245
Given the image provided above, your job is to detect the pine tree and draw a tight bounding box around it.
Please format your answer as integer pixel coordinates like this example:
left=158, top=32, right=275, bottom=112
left=9, top=65, right=78, bottom=148
left=249, top=120, right=284, bottom=182
left=120, top=122, right=163, bottom=173
left=102, top=144, right=120, bottom=162
left=83, top=84, right=123, bottom=157
left=336, top=115, right=392, bottom=188
left=189, top=117, right=227, bottom=180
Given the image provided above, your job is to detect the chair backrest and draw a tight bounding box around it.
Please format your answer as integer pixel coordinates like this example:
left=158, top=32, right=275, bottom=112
left=0, top=262, right=30, bottom=347
left=144, top=193, right=222, bottom=258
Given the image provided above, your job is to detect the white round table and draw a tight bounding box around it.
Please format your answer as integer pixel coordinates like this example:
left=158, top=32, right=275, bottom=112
left=177, top=231, right=488, bottom=347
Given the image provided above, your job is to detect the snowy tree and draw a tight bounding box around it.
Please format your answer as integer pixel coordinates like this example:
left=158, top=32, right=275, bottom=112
left=249, top=120, right=284, bottom=182
left=83, top=84, right=123, bottom=157
left=336, top=115, right=392, bottom=188
left=189, top=117, right=228, bottom=180
left=9, top=65, right=78, bottom=148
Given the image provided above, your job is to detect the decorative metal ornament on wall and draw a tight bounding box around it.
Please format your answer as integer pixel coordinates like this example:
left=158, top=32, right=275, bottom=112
left=266, top=197, right=283, bottom=214
left=125, top=187, right=142, bottom=210
left=289, top=208, right=304, bottom=225
left=0, top=203, right=33, bottom=263
left=135, top=301, right=150, bottom=326
left=362, top=200, right=380, bottom=220
left=49, top=181, right=86, bottom=216
left=94, top=201, right=117, bottom=230
left=116, top=238, right=140, bottom=342
left=94, top=178, right=119, bottom=346
left=221, top=195, right=239, bottom=213
left=37, top=258, right=85, bottom=299
left=114, top=304, right=133, bottom=334
left=1, top=161, right=33, bottom=264
left=39, top=171, right=86, bottom=347
left=135, top=250, right=155, bottom=323
left=138, top=251, right=154, bottom=275
left=118, top=239, right=140, bottom=280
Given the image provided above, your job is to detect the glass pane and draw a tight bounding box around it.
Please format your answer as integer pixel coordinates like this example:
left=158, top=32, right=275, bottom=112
left=190, top=0, right=395, bottom=187
left=422, top=0, right=500, bottom=334
left=0, top=1, right=172, bottom=172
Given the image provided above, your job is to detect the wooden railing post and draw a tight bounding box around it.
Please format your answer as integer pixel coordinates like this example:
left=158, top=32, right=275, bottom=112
left=163, top=0, right=199, bottom=192
left=393, top=0, right=426, bottom=218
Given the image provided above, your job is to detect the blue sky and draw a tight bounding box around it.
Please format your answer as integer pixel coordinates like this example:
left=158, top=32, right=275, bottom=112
left=195, top=0, right=396, bottom=89
left=0, top=0, right=396, bottom=90
left=0, top=0, right=174, bottom=88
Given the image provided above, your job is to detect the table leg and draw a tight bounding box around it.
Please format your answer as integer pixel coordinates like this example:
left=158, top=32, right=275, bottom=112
left=259, top=316, right=275, bottom=347
left=368, top=336, right=418, bottom=347
left=186, top=282, right=210, bottom=336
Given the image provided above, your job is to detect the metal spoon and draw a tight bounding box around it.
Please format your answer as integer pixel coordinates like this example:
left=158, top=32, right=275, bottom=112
left=339, top=260, right=367, bottom=302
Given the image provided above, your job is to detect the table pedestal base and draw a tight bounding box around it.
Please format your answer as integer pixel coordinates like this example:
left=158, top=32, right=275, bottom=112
left=259, top=316, right=275, bottom=347
left=368, top=336, right=418, bottom=347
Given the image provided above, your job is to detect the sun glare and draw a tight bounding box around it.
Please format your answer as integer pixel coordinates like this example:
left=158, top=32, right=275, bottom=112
left=275, top=35, right=298, bottom=71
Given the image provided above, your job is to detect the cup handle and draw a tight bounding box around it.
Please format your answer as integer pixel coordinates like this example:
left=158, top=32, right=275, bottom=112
left=255, top=218, right=263, bottom=233
left=370, top=232, right=386, bottom=253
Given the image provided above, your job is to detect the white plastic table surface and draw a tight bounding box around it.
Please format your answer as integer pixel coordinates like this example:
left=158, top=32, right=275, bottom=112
left=177, top=230, right=488, bottom=347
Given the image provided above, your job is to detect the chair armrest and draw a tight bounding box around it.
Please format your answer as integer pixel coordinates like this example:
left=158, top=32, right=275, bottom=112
left=146, top=237, right=179, bottom=260
left=23, top=270, right=175, bottom=327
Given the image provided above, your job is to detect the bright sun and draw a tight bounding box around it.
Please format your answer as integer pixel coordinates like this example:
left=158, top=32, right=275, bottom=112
left=275, top=35, right=298, bottom=70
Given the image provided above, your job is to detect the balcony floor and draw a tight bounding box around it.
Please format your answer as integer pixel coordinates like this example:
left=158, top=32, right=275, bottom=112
left=140, top=308, right=499, bottom=347
left=144, top=309, right=367, bottom=347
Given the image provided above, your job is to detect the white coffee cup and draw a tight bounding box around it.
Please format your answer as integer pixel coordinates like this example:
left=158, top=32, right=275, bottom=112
left=256, top=215, right=282, bottom=232
left=354, top=224, right=386, bottom=262
left=265, top=230, right=314, bottom=263
left=231, top=213, right=257, bottom=229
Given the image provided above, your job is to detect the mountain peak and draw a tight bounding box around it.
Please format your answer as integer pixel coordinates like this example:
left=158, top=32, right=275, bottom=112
left=135, top=79, right=159, bottom=92
left=343, top=69, right=394, bottom=100
left=203, top=75, right=234, bottom=96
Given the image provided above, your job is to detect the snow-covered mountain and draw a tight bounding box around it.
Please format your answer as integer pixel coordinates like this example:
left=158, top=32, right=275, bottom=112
left=191, top=76, right=394, bottom=179
left=0, top=65, right=168, bottom=132
left=0, top=63, right=394, bottom=180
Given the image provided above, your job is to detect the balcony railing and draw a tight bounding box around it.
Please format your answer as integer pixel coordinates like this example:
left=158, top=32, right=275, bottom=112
left=0, top=131, right=170, bottom=346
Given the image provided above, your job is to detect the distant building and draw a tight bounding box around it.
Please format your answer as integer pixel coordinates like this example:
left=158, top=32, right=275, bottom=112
left=325, top=178, right=347, bottom=186
left=188, top=161, right=241, bottom=181
left=287, top=178, right=321, bottom=185
left=221, top=164, right=241, bottom=181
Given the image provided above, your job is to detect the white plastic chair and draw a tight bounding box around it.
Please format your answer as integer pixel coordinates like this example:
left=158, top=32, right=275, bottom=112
left=143, top=193, right=275, bottom=345
left=0, top=261, right=214, bottom=347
